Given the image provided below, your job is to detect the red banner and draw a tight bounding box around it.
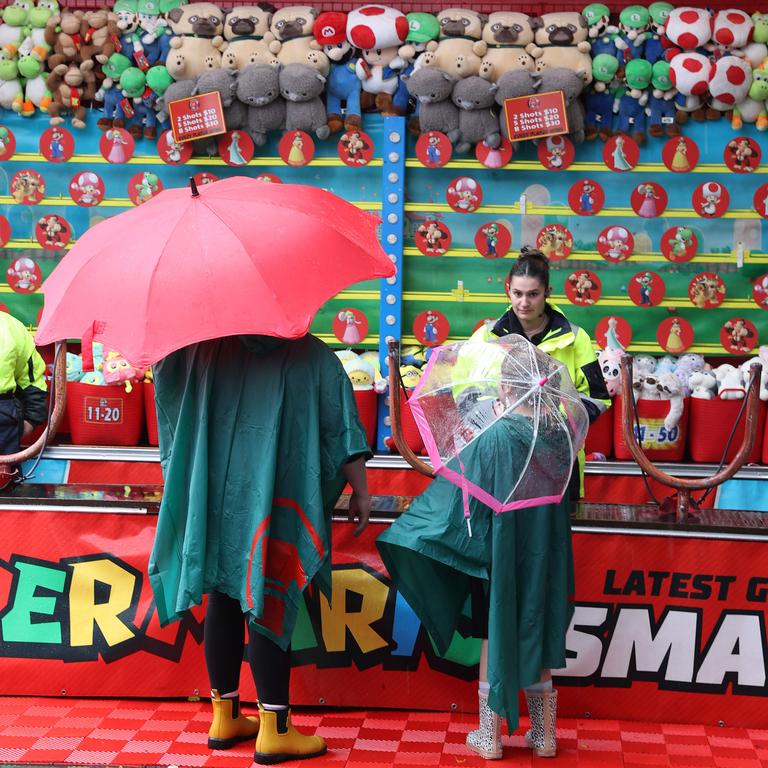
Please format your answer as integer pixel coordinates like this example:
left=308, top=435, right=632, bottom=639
left=0, top=509, right=765, bottom=726
left=169, top=91, right=226, bottom=144
left=502, top=90, right=568, bottom=141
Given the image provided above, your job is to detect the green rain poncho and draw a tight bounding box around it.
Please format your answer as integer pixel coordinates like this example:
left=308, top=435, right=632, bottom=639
left=149, top=334, right=371, bottom=648
left=377, top=414, right=574, bottom=731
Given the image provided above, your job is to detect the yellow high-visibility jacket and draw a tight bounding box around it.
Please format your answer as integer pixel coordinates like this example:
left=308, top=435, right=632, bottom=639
left=471, top=303, right=610, bottom=497
left=0, top=312, right=48, bottom=425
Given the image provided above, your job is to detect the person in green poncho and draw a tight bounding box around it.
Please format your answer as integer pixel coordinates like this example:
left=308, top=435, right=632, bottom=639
left=377, top=247, right=610, bottom=759
left=378, top=337, right=588, bottom=761
left=149, top=334, right=372, bottom=765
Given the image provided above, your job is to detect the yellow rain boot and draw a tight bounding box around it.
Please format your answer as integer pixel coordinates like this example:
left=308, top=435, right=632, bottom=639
left=254, top=704, right=327, bottom=764
left=208, top=689, right=260, bottom=749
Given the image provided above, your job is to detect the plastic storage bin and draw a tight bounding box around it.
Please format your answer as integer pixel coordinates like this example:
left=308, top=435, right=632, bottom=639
left=613, top=396, right=689, bottom=462
left=585, top=402, right=613, bottom=458
left=688, top=397, right=766, bottom=464
left=400, top=396, right=425, bottom=455
left=353, top=389, right=377, bottom=449
left=67, top=381, right=144, bottom=446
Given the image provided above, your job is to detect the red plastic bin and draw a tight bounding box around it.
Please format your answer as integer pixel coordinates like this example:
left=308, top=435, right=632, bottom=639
left=353, top=389, right=377, bottom=449
left=67, top=381, right=144, bottom=446
left=613, top=396, right=689, bottom=462
left=688, top=397, right=766, bottom=464
left=400, top=397, right=425, bottom=455
left=144, top=382, right=159, bottom=446
left=585, top=402, right=613, bottom=458
left=763, top=412, right=768, bottom=465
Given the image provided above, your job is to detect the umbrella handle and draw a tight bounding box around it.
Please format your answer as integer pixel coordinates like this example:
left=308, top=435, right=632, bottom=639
left=387, top=339, right=434, bottom=478
left=0, top=340, right=67, bottom=474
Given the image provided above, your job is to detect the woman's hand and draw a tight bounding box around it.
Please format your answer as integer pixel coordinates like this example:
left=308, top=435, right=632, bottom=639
left=348, top=490, right=371, bottom=536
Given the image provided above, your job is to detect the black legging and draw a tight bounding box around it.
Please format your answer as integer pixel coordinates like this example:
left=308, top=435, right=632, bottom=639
left=204, top=590, right=291, bottom=705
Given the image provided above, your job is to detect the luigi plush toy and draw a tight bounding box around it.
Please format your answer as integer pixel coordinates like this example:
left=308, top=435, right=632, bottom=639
left=615, top=4, right=650, bottom=62
left=613, top=57, right=653, bottom=144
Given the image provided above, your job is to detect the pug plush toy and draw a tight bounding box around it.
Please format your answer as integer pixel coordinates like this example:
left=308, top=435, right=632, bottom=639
left=165, top=2, right=224, bottom=80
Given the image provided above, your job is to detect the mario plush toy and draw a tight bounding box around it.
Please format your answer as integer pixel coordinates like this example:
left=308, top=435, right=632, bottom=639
left=313, top=11, right=361, bottom=133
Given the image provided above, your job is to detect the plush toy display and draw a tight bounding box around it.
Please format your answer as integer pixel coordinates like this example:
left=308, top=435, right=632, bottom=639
left=732, top=60, right=768, bottom=130
left=165, top=2, right=224, bottom=80
left=584, top=52, right=618, bottom=139
left=347, top=4, right=408, bottom=114
left=451, top=74, right=500, bottom=153
left=644, top=2, right=673, bottom=64
left=220, top=4, right=279, bottom=70
left=46, top=59, right=96, bottom=127
left=270, top=5, right=328, bottom=75
left=103, top=349, right=145, bottom=392
left=236, top=62, right=285, bottom=144
left=420, top=8, right=486, bottom=79
left=582, top=3, right=619, bottom=58
left=114, top=64, right=147, bottom=135
left=529, top=12, right=593, bottom=85
left=714, top=363, right=747, bottom=400
left=688, top=369, right=717, bottom=399
left=406, top=65, right=459, bottom=141
left=613, top=57, right=652, bottom=144
left=477, top=11, right=536, bottom=82
left=195, top=66, right=246, bottom=132
left=540, top=65, right=586, bottom=142
left=646, top=59, right=678, bottom=137
left=708, top=55, right=752, bottom=121
left=740, top=358, right=768, bottom=401
left=313, top=11, right=360, bottom=132
left=495, top=69, right=538, bottom=139
left=0, top=45, right=23, bottom=111
left=279, top=62, right=330, bottom=138
left=397, top=10, right=439, bottom=68
left=615, top=5, right=650, bottom=61
left=598, top=347, right=624, bottom=396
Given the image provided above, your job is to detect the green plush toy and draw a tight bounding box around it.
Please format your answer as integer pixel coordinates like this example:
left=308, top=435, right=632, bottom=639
left=647, top=59, right=679, bottom=138
left=753, top=13, right=768, bottom=45
left=0, top=45, right=23, bottom=111
left=616, top=5, right=650, bottom=60
left=0, top=0, right=31, bottom=48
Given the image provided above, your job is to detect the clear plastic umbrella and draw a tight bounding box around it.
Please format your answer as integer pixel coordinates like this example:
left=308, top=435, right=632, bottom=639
left=408, top=334, right=589, bottom=534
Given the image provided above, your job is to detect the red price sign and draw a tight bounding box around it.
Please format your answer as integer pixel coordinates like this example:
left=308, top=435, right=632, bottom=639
left=84, top=397, right=124, bottom=424
left=502, top=90, right=569, bottom=142
left=168, top=91, right=227, bottom=144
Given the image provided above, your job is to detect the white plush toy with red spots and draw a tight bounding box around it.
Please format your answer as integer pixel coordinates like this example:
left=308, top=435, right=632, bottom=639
left=347, top=4, right=409, bottom=115
left=709, top=9, right=767, bottom=66
left=664, top=7, right=714, bottom=123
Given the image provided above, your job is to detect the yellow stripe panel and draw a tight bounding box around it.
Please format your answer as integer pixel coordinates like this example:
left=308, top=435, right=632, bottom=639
left=6, top=151, right=765, bottom=175
left=400, top=290, right=763, bottom=310
left=0, top=196, right=380, bottom=210
left=405, top=158, right=768, bottom=175
left=6, top=151, right=384, bottom=168
left=404, top=202, right=760, bottom=219
left=398, top=335, right=730, bottom=354
left=402, top=247, right=768, bottom=263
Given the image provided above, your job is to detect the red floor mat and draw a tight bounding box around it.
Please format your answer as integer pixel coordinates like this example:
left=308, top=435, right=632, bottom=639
left=1, top=698, right=767, bottom=767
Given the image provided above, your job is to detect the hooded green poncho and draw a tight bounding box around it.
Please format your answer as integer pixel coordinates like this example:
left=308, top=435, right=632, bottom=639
left=149, top=334, right=371, bottom=648
left=377, top=414, right=574, bottom=730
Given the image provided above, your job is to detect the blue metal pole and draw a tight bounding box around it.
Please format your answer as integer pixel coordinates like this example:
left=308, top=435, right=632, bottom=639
left=376, top=116, right=406, bottom=452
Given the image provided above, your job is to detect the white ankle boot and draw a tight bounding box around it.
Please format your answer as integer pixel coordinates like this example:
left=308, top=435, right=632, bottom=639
left=524, top=688, right=557, bottom=757
left=466, top=688, right=502, bottom=760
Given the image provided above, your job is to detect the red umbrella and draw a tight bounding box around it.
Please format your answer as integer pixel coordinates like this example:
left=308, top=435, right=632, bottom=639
left=36, top=177, right=395, bottom=368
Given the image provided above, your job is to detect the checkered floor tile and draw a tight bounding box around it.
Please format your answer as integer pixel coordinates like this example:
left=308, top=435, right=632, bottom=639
left=1, top=698, right=766, bottom=767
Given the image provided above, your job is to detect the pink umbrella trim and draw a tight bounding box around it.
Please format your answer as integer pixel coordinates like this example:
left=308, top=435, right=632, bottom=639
left=408, top=355, right=565, bottom=515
